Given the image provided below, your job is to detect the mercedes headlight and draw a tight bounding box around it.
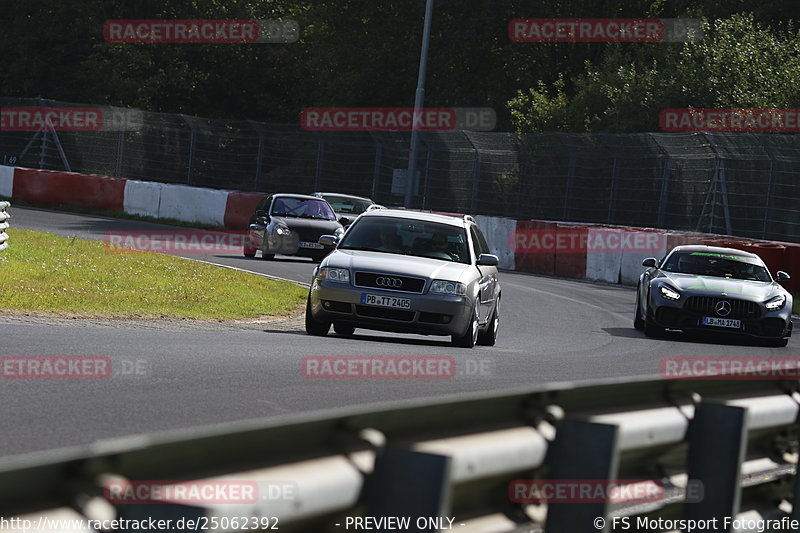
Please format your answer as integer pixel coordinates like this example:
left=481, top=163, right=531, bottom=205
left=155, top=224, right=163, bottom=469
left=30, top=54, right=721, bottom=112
left=318, top=267, right=350, bottom=283
left=659, top=284, right=681, bottom=301
left=430, top=280, right=467, bottom=296
left=765, top=294, right=786, bottom=311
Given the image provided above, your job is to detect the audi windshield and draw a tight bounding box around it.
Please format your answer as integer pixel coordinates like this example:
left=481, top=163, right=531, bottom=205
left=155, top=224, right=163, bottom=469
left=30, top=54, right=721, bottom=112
left=338, top=216, right=470, bottom=264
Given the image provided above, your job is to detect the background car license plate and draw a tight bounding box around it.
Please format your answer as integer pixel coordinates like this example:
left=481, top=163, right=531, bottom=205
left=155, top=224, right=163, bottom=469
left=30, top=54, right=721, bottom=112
left=702, top=316, right=741, bottom=329
left=361, top=293, right=411, bottom=309
left=299, top=241, right=324, bottom=249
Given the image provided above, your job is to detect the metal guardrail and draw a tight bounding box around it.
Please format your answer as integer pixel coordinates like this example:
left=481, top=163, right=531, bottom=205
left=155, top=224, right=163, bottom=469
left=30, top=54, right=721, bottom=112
left=0, top=201, right=9, bottom=251
left=1, top=375, right=799, bottom=532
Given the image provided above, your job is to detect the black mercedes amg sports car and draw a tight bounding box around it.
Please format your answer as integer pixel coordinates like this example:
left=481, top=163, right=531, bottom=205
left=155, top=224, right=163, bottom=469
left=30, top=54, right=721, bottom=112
left=635, top=245, right=793, bottom=347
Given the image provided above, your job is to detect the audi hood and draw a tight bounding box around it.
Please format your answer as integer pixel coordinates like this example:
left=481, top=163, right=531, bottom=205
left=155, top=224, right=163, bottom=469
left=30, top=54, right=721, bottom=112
left=322, top=249, right=474, bottom=283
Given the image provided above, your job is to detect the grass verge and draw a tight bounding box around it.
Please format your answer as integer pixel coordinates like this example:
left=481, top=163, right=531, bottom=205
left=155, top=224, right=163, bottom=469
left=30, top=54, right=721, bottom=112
left=0, top=229, right=306, bottom=320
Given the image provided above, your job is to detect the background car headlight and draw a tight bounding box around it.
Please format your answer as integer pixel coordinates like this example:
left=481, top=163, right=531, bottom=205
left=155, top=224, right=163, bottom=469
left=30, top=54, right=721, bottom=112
left=659, top=285, right=681, bottom=300
left=318, top=267, right=350, bottom=283
left=274, top=222, right=290, bottom=236
left=765, top=294, right=786, bottom=311
left=430, top=280, right=466, bottom=296
left=334, top=227, right=344, bottom=238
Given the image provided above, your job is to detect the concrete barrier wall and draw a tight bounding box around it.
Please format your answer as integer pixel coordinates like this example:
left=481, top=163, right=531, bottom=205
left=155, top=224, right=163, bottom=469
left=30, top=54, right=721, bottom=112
left=157, top=184, right=228, bottom=226
left=123, top=180, right=163, bottom=218
left=0, top=166, right=14, bottom=198
left=474, top=215, right=515, bottom=270
left=12, top=168, right=126, bottom=211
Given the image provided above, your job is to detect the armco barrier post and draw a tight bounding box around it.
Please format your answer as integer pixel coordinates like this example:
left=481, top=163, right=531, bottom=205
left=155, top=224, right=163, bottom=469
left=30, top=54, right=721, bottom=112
left=0, top=201, right=9, bottom=251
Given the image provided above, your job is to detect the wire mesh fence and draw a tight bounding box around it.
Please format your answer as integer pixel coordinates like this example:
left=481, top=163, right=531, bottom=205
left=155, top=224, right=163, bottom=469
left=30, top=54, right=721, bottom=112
left=1, top=97, right=799, bottom=242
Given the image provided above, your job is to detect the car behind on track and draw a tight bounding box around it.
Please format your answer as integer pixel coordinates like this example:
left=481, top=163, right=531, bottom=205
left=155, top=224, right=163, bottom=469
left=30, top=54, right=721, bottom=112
left=635, top=245, right=793, bottom=346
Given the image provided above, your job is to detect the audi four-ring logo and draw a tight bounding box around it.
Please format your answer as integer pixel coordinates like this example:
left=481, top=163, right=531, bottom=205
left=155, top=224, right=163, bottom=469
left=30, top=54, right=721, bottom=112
left=715, top=300, right=732, bottom=317
left=376, top=277, right=403, bottom=288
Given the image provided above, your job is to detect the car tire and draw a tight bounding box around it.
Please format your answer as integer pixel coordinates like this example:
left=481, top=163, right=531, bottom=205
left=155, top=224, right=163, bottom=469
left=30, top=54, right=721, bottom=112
left=243, top=238, right=257, bottom=258
left=452, top=299, right=479, bottom=348
left=312, top=252, right=328, bottom=263
left=305, top=296, right=330, bottom=336
left=644, top=316, right=664, bottom=338
left=634, top=292, right=644, bottom=331
left=766, top=338, right=789, bottom=348
left=261, top=252, right=275, bottom=261
left=334, top=323, right=355, bottom=336
left=477, top=299, right=499, bottom=346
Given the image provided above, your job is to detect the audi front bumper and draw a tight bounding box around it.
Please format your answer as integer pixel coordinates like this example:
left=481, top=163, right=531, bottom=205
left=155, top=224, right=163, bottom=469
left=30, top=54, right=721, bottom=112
left=308, top=279, right=474, bottom=336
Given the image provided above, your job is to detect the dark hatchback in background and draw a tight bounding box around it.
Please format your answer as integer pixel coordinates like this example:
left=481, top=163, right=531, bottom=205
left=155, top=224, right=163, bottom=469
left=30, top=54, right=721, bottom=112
left=311, top=192, right=383, bottom=228
left=635, top=245, right=793, bottom=346
left=244, top=193, right=344, bottom=261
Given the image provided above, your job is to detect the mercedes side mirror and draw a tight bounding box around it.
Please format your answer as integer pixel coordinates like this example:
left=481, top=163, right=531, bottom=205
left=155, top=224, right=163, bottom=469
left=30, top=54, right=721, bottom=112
left=255, top=209, right=267, bottom=217
left=776, top=271, right=791, bottom=281
left=318, top=235, right=338, bottom=247
left=642, top=257, right=658, bottom=268
left=477, top=253, right=499, bottom=267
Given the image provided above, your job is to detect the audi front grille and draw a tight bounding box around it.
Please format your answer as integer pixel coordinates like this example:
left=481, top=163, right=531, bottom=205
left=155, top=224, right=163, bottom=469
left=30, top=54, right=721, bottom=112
left=354, top=272, right=426, bottom=294
left=684, top=296, right=761, bottom=319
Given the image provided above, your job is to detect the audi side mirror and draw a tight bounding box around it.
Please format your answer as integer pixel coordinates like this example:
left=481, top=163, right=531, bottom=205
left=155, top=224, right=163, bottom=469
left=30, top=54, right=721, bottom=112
left=318, top=235, right=338, bottom=247
left=776, top=271, right=790, bottom=281
left=477, top=253, right=499, bottom=267
left=642, top=257, right=658, bottom=268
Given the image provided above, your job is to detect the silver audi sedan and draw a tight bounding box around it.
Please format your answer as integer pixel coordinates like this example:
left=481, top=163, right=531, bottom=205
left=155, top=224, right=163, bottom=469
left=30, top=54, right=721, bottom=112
left=305, top=209, right=501, bottom=347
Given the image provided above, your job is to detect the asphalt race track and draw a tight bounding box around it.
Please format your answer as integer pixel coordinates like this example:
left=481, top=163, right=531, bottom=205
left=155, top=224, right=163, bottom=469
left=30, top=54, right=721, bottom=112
left=2, top=206, right=798, bottom=460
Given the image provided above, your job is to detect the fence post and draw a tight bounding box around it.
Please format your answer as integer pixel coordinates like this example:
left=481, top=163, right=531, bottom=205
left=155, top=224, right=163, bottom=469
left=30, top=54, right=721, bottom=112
left=557, top=134, right=577, bottom=221
left=114, top=109, right=126, bottom=178
left=755, top=134, right=777, bottom=239
left=248, top=121, right=265, bottom=192
left=314, top=137, right=325, bottom=191
left=371, top=137, right=382, bottom=200
left=181, top=115, right=197, bottom=185
left=421, top=138, right=433, bottom=210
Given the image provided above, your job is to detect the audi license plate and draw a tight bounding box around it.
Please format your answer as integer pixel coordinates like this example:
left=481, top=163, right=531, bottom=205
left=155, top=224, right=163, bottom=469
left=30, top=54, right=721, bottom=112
left=701, top=316, right=741, bottom=329
left=361, top=293, right=412, bottom=309
left=298, top=241, right=324, bottom=249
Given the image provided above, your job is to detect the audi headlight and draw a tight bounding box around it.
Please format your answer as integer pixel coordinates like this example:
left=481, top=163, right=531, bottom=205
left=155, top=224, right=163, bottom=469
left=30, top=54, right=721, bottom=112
left=430, top=280, right=467, bottom=296
left=659, top=285, right=681, bottom=301
left=765, top=294, right=786, bottom=311
left=318, top=267, right=350, bottom=283
left=274, top=222, right=290, bottom=236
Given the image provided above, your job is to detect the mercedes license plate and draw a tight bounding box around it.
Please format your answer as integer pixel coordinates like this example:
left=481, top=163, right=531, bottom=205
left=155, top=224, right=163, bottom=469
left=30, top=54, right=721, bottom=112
left=361, top=293, right=412, bottom=309
left=702, top=316, right=741, bottom=329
